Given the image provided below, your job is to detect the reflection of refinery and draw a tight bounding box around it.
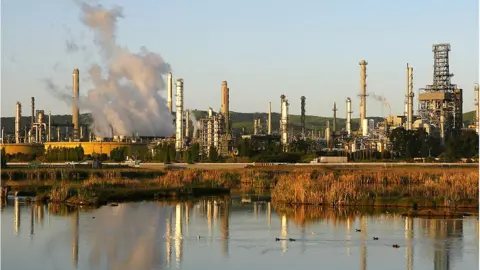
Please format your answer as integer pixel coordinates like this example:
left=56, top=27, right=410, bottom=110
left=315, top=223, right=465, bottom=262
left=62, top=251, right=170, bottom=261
left=4, top=199, right=477, bottom=269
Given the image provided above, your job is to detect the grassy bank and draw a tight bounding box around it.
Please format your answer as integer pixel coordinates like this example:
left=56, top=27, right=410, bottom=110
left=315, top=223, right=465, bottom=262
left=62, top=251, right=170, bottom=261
left=4, top=166, right=478, bottom=208
left=271, top=168, right=478, bottom=208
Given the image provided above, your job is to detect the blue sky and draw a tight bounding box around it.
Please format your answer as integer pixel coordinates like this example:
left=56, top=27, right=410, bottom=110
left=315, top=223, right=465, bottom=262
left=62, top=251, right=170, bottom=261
left=1, top=0, right=478, bottom=118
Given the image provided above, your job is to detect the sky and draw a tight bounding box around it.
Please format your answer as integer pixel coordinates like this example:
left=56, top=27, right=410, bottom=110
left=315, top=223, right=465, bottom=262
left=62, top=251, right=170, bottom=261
left=1, top=0, right=479, bottom=119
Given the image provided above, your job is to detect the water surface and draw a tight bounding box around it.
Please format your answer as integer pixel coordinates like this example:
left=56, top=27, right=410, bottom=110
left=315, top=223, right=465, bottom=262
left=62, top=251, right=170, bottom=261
left=2, top=198, right=478, bottom=270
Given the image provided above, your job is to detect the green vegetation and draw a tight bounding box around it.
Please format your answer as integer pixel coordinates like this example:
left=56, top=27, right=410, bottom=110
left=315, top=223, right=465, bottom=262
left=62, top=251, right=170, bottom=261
left=45, top=145, right=85, bottom=162
left=389, top=127, right=479, bottom=161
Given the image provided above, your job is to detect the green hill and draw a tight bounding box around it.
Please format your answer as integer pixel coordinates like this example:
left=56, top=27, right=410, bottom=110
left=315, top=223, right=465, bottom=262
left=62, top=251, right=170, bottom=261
left=1, top=110, right=475, bottom=137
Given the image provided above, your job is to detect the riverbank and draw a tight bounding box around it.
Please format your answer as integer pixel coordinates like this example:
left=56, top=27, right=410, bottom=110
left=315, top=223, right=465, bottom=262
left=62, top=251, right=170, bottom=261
left=271, top=167, right=478, bottom=209
left=3, top=166, right=478, bottom=208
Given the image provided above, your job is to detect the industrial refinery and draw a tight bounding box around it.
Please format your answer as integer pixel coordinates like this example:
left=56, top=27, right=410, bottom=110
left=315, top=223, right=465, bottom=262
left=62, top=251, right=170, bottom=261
left=1, top=43, right=479, bottom=159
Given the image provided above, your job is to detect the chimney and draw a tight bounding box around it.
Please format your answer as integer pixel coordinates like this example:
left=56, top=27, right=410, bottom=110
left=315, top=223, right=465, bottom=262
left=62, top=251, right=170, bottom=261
left=175, top=79, right=184, bottom=152
left=407, top=65, right=414, bottom=130
left=72, top=68, right=80, bottom=139
left=332, top=102, right=337, bottom=132
left=475, top=84, right=479, bottom=133
left=221, top=81, right=230, bottom=135
left=300, top=96, right=306, bottom=136
left=31, top=97, right=35, bottom=128
left=280, top=95, right=289, bottom=151
left=15, top=102, right=21, bottom=144
left=268, top=102, right=272, bottom=135
left=167, top=72, right=173, bottom=114
left=359, top=60, right=368, bottom=133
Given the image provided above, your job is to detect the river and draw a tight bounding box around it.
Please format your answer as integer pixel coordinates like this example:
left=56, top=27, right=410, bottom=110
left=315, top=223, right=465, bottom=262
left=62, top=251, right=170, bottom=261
left=1, top=197, right=478, bottom=270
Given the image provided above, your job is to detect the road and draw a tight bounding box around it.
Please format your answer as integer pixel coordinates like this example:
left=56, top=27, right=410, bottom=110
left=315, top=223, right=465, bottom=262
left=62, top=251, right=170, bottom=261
left=5, top=162, right=478, bottom=170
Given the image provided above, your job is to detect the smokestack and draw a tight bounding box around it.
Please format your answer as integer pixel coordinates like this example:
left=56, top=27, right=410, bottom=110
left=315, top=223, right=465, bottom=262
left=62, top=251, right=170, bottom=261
left=332, top=102, right=337, bottom=132
left=185, top=110, right=190, bottom=138
left=280, top=95, right=289, bottom=151
left=15, top=102, right=21, bottom=144
left=175, top=79, right=184, bottom=152
left=475, top=84, right=479, bottom=133
left=221, top=81, right=230, bottom=135
left=167, top=72, right=173, bottom=114
left=404, top=63, right=409, bottom=117
left=268, top=102, right=272, bottom=135
left=48, top=111, right=51, bottom=142
left=407, top=65, right=414, bottom=130
left=300, top=96, right=306, bottom=136
left=31, top=97, right=35, bottom=128
left=346, top=97, right=352, bottom=136
left=359, top=60, right=368, bottom=133
left=72, top=68, right=80, bottom=139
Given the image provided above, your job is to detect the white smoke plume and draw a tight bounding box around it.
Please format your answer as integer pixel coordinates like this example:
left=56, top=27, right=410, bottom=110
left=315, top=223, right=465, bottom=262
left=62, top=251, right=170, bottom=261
left=45, top=2, right=174, bottom=137
left=368, top=92, right=392, bottom=116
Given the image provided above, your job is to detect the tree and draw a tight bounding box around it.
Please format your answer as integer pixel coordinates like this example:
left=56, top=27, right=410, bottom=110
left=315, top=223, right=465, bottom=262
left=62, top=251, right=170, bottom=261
left=209, top=144, right=218, bottom=162
left=1, top=148, right=7, bottom=168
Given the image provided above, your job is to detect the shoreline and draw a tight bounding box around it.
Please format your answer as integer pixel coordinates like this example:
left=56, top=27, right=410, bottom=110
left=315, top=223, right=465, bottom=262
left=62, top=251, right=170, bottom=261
left=3, top=166, right=478, bottom=209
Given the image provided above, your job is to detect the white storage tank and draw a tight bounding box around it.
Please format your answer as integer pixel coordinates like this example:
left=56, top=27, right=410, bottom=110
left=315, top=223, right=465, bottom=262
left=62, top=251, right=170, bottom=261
left=362, top=119, right=369, bottom=136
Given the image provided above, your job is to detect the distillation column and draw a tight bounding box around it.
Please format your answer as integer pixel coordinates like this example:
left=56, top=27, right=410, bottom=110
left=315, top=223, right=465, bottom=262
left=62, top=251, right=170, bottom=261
left=346, top=97, right=352, bottom=136
left=167, top=72, right=173, bottom=114
left=72, top=69, right=80, bottom=140
left=280, top=95, right=289, bottom=151
left=268, top=102, right=272, bottom=135
left=332, top=102, right=337, bottom=132
left=175, top=79, right=184, bottom=152
left=185, top=110, right=190, bottom=138
left=475, top=84, right=479, bottom=133
left=15, top=102, right=22, bottom=144
left=359, top=60, right=368, bottom=133
left=407, top=64, right=414, bottom=130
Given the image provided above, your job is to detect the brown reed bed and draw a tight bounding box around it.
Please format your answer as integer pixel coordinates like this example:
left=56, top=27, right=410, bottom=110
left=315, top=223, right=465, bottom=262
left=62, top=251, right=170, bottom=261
left=271, top=168, right=479, bottom=208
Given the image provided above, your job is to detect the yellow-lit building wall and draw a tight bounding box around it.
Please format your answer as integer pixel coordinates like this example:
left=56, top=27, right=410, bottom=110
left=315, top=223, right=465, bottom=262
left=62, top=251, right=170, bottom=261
left=44, top=142, right=148, bottom=157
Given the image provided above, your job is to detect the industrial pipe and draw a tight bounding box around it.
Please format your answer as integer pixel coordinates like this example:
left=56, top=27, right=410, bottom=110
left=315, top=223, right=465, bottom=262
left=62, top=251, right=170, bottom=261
left=48, top=111, right=51, bottom=142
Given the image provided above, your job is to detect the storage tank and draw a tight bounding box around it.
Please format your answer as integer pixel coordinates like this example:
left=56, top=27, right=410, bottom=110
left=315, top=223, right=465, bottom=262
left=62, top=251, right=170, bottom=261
left=368, top=119, right=374, bottom=134
left=362, top=119, right=369, bottom=136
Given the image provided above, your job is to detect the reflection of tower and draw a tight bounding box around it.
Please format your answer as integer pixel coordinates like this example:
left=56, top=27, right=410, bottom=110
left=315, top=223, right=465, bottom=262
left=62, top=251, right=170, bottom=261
left=37, top=204, right=44, bottom=227
left=165, top=215, right=172, bottom=267
left=184, top=203, right=190, bottom=234
left=207, top=200, right=213, bottom=237
left=360, top=216, right=367, bottom=270
left=346, top=217, right=352, bottom=255
left=30, top=205, right=35, bottom=237
left=281, top=215, right=288, bottom=253
left=221, top=199, right=230, bottom=257
left=72, top=210, right=79, bottom=269
left=267, top=202, right=271, bottom=227
left=253, top=202, right=258, bottom=218
left=14, top=197, right=20, bottom=235
left=174, top=204, right=183, bottom=265
left=405, top=217, right=414, bottom=270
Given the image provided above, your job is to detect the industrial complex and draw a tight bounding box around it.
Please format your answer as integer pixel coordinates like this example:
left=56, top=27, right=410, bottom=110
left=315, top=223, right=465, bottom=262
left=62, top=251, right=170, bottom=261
left=1, top=43, right=479, bottom=160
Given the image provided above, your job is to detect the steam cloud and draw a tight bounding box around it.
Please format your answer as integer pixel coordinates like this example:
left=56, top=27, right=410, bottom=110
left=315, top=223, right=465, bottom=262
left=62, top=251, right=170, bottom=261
left=46, top=2, right=174, bottom=137
left=368, top=92, right=392, bottom=116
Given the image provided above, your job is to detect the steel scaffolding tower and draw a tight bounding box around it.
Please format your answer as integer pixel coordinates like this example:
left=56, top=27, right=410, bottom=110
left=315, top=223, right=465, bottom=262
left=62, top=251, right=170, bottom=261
left=418, top=44, right=461, bottom=133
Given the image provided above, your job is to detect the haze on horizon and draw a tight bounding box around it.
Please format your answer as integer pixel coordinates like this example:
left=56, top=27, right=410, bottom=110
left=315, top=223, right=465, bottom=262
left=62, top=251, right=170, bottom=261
left=1, top=0, right=478, bottom=119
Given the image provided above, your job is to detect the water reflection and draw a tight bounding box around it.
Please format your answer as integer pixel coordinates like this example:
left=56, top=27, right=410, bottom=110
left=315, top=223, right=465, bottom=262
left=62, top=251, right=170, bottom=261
left=2, top=198, right=478, bottom=270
